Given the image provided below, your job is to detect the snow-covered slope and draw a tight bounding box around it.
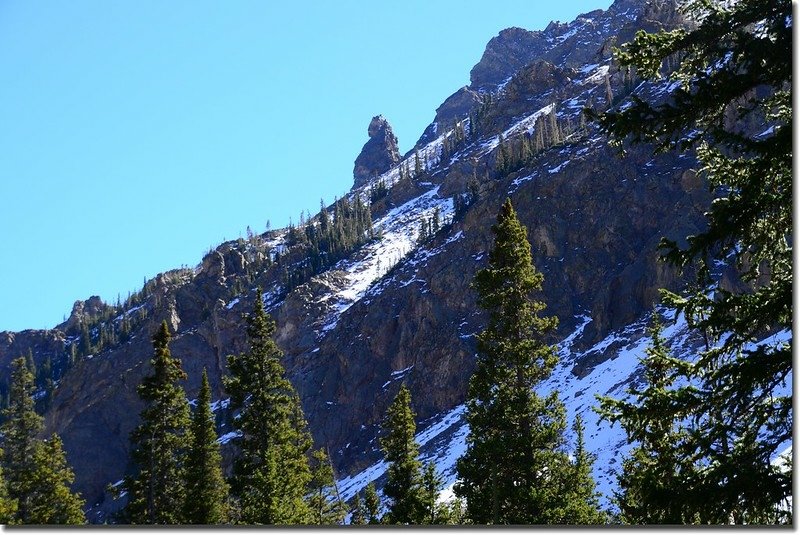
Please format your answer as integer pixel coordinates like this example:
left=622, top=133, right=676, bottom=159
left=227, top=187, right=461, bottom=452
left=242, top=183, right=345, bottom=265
left=335, top=311, right=792, bottom=512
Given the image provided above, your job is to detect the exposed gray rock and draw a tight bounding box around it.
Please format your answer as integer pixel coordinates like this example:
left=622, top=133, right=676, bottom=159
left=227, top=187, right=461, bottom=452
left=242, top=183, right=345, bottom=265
left=353, top=115, right=400, bottom=189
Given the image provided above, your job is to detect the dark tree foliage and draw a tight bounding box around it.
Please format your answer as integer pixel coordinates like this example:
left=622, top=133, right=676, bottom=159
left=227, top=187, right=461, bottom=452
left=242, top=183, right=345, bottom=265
left=25, top=435, right=85, bottom=525
left=0, top=457, right=16, bottom=524
left=370, top=177, right=389, bottom=204
left=596, top=0, right=791, bottom=524
left=184, top=369, right=229, bottom=524
left=121, top=321, right=191, bottom=525
left=456, top=199, right=601, bottom=525
left=224, top=288, right=312, bottom=525
left=350, top=492, right=366, bottom=525
left=419, top=461, right=446, bottom=525
left=307, top=448, right=346, bottom=525
left=285, top=195, right=374, bottom=291
left=555, top=415, right=607, bottom=525
left=598, top=313, right=699, bottom=524
left=362, top=482, right=381, bottom=524
left=1, top=358, right=42, bottom=523
left=1, top=358, right=84, bottom=525
left=380, top=384, right=424, bottom=524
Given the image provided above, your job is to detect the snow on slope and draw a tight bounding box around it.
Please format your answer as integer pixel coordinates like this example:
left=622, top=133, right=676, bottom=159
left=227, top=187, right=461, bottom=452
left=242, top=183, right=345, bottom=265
left=316, top=187, right=454, bottom=336
left=336, top=309, right=793, bottom=512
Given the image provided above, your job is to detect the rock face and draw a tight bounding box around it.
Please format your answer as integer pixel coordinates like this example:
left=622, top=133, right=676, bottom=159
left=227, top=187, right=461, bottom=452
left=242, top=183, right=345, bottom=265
left=0, top=0, right=709, bottom=522
left=470, top=27, right=544, bottom=90
left=352, top=115, right=400, bottom=189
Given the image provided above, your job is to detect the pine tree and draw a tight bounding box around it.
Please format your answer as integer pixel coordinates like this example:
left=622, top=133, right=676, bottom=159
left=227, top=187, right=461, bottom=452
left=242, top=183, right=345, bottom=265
left=0, top=458, right=17, bottom=524
left=121, top=321, right=191, bottom=524
left=414, top=149, right=422, bottom=177
left=224, top=288, right=312, bottom=525
left=1, top=358, right=83, bottom=525
left=307, top=448, right=346, bottom=525
left=350, top=492, right=366, bottom=525
left=2, top=357, right=43, bottom=523
left=419, top=461, right=444, bottom=525
left=184, top=369, right=229, bottom=524
left=455, top=199, right=583, bottom=524
left=495, top=134, right=508, bottom=174
left=595, top=0, right=791, bottom=523
left=25, top=435, right=85, bottom=525
left=380, top=385, right=423, bottom=524
left=363, top=482, right=381, bottom=524
left=417, top=219, right=428, bottom=244
left=79, top=322, right=91, bottom=356
left=597, top=312, right=699, bottom=524
left=555, top=415, right=606, bottom=524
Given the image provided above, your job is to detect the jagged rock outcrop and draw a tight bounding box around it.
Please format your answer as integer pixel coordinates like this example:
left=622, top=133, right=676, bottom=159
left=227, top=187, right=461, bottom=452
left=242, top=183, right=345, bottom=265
left=414, top=86, right=482, bottom=150
left=470, top=27, right=544, bottom=90
left=352, top=115, right=400, bottom=189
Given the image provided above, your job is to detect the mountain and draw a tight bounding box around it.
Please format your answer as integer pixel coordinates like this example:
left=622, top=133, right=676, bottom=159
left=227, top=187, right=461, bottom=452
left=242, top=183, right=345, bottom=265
left=1, top=0, right=781, bottom=523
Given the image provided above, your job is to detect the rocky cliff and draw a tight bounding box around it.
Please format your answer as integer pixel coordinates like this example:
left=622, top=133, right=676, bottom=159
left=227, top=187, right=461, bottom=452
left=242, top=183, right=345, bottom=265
left=0, top=0, right=712, bottom=521
left=352, top=115, right=401, bottom=189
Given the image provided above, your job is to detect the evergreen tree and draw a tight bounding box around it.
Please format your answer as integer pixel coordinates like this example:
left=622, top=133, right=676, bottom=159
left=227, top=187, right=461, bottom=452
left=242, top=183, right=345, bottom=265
left=224, top=288, right=312, bottom=525
left=25, top=435, right=85, bottom=525
left=597, top=313, right=697, bottom=524
left=595, top=0, right=791, bottom=523
left=495, top=134, right=508, bottom=174
left=456, top=199, right=591, bottom=525
left=380, top=385, right=423, bottom=524
left=0, top=458, right=17, bottom=525
left=419, top=461, right=445, bottom=525
left=1, top=358, right=84, bottom=525
left=555, top=415, right=606, bottom=524
left=184, top=369, right=229, bottom=524
left=79, top=322, right=91, bottom=356
left=121, top=321, right=191, bottom=524
left=362, top=482, right=381, bottom=524
left=2, top=357, right=43, bottom=523
left=432, top=206, right=441, bottom=234
left=349, top=492, right=366, bottom=525
left=417, top=219, right=428, bottom=244
left=414, top=150, right=422, bottom=177
left=307, top=448, right=346, bottom=525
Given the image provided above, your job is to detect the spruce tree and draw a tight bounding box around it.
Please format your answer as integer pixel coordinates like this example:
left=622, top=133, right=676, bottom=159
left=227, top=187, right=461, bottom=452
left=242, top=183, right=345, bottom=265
left=362, top=482, right=381, bottom=524
left=25, top=435, right=85, bottom=524
left=555, top=415, right=606, bottom=524
left=380, top=384, right=423, bottom=524
left=184, top=369, right=229, bottom=524
left=595, top=0, right=791, bottom=523
left=224, top=288, right=312, bottom=525
left=2, top=357, right=43, bottom=523
left=597, top=313, right=699, bottom=524
left=0, top=458, right=16, bottom=524
left=121, top=321, right=191, bottom=524
left=1, top=358, right=84, bottom=525
left=456, top=199, right=596, bottom=524
left=350, top=492, right=366, bottom=525
left=419, top=461, right=445, bottom=525
left=307, top=448, right=346, bottom=525
left=495, top=134, right=508, bottom=174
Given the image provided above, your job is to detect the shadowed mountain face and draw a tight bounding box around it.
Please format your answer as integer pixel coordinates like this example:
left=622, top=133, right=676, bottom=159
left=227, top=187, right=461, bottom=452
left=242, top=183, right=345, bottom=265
left=0, top=0, right=712, bottom=521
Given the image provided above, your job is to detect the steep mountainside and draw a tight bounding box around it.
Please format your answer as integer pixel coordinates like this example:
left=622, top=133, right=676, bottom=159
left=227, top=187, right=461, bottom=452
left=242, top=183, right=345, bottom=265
left=0, top=0, right=751, bottom=522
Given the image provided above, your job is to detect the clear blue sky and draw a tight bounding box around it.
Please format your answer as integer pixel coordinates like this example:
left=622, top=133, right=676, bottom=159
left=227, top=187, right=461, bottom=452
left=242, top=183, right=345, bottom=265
left=0, top=0, right=610, bottom=332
